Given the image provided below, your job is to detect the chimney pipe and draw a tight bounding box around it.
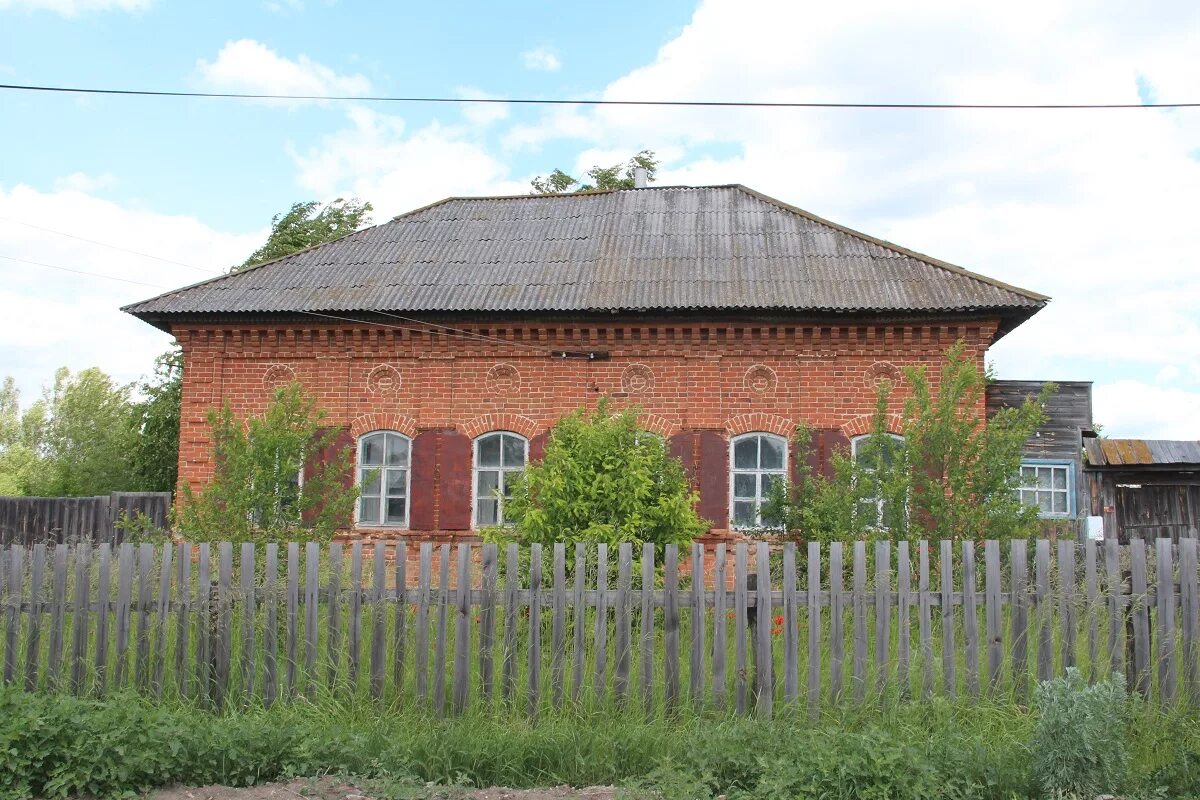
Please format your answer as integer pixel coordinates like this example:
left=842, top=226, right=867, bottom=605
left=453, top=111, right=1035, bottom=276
left=633, top=166, right=648, bottom=188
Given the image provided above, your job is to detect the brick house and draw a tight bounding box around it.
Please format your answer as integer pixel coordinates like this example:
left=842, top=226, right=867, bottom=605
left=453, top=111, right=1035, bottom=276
left=123, top=184, right=1047, bottom=540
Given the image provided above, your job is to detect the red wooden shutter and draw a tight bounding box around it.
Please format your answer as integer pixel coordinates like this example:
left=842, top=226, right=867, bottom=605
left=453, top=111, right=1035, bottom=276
left=408, top=429, right=438, bottom=530
left=438, top=429, right=473, bottom=530
left=803, top=428, right=850, bottom=481
left=303, top=427, right=354, bottom=526
left=528, top=431, right=549, bottom=464
left=696, top=430, right=729, bottom=530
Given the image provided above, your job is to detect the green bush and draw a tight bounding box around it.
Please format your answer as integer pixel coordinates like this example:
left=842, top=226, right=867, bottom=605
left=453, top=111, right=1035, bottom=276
left=1031, top=668, right=1129, bottom=799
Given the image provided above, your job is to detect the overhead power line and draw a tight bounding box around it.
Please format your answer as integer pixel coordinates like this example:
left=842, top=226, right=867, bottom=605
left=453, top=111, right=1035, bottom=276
left=0, top=253, right=169, bottom=288
left=0, top=216, right=221, bottom=275
left=1, top=82, right=1196, bottom=110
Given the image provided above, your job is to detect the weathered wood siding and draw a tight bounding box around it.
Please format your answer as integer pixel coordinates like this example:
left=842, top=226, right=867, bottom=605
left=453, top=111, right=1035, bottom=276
left=988, top=380, right=1092, bottom=517
left=0, top=493, right=171, bottom=545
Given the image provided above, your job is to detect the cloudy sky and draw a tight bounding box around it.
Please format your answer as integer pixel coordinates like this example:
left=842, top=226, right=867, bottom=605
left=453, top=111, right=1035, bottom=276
left=1, top=0, right=1198, bottom=437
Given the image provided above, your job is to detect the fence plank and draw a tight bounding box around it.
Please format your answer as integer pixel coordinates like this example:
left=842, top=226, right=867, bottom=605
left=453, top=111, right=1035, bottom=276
left=348, top=543, right=363, bottom=692
left=641, top=543, right=655, bottom=714
left=196, top=543, right=212, bottom=703
left=962, top=541, right=979, bottom=697
left=134, top=543, right=154, bottom=691
left=239, top=543, right=256, bottom=702
left=1130, top=539, right=1151, bottom=696
left=453, top=543, right=471, bottom=715
left=303, top=542, right=319, bottom=699
left=829, top=541, right=845, bottom=704
left=755, top=541, right=773, bottom=717
left=918, top=542, right=932, bottom=700
left=71, top=542, right=91, bottom=694
left=25, top=543, right=46, bottom=691
left=573, top=543, right=587, bottom=706
left=734, top=541, right=749, bottom=715
left=1155, top=538, right=1177, bottom=705
left=783, top=542, right=798, bottom=705
left=326, top=542, right=343, bottom=690
left=48, top=544, right=68, bottom=690
left=1106, top=537, right=1123, bottom=678
left=152, top=543, right=173, bottom=698
left=416, top=542, right=433, bottom=703
left=896, top=541, right=911, bottom=699
left=92, top=544, right=110, bottom=695
left=940, top=540, right=955, bottom=698
left=712, top=543, right=727, bottom=712
left=112, top=543, right=133, bottom=692
left=501, top=543, right=517, bottom=705
left=1035, top=539, right=1052, bottom=683
left=1011, top=539, right=1029, bottom=703
left=1179, top=538, right=1198, bottom=707
left=851, top=541, right=867, bottom=704
left=807, top=541, right=822, bottom=717
left=527, top=543, right=543, bottom=717
left=394, top=542, right=409, bottom=699
left=593, top=543, right=608, bottom=706
left=617, top=542, right=633, bottom=705
left=664, top=543, right=680, bottom=714
left=1085, top=540, right=1099, bottom=683
left=874, top=540, right=890, bottom=700
left=479, top=543, right=496, bottom=703
left=3, top=546, right=20, bottom=684
left=284, top=543, right=298, bottom=698
left=551, top=543, right=566, bottom=709
left=214, top=542, right=233, bottom=709
left=433, top=543, right=450, bottom=714
left=690, top=542, right=706, bottom=706
left=263, top=544, right=278, bottom=706
left=1058, top=540, right=1076, bottom=671
left=985, top=540, right=1002, bottom=693
left=370, top=542, right=386, bottom=700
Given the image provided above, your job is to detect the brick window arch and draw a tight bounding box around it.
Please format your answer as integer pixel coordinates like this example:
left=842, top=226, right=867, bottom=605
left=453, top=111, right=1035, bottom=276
left=356, top=430, right=411, bottom=527
left=473, top=431, right=528, bottom=527
left=730, top=432, right=788, bottom=529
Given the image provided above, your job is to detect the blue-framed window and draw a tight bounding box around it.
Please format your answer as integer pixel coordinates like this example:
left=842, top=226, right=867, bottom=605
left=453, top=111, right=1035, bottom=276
left=1017, top=459, right=1074, bottom=518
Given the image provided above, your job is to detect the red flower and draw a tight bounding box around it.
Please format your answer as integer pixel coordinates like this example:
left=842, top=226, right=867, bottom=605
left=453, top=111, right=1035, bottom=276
left=773, top=614, right=785, bottom=626
left=726, top=611, right=735, bottom=620
left=771, top=626, right=783, bottom=636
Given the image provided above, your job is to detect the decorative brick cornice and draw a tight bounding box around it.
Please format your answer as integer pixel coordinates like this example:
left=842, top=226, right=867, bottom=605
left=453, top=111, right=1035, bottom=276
left=349, top=413, right=419, bottom=439
left=461, top=412, right=541, bottom=440
left=724, top=412, right=794, bottom=437
left=636, top=412, right=681, bottom=438
left=840, top=413, right=904, bottom=438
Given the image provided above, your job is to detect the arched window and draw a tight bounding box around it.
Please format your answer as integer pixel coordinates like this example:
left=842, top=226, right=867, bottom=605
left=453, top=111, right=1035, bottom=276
left=730, top=432, right=788, bottom=529
left=474, top=431, right=527, bottom=526
left=357, top=431, right=411, bottom=527
left=851, top=433, right=905, bottom=529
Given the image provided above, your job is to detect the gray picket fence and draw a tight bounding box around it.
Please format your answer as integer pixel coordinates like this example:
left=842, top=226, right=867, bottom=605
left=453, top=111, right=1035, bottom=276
left=0, top=538, right=1197, bottom=716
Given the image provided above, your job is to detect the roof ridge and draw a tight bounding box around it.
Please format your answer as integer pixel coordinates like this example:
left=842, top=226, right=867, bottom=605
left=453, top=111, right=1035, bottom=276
left=732, top=185, right=1050, bottom=304
left=392, top=184, right=746, bottom=212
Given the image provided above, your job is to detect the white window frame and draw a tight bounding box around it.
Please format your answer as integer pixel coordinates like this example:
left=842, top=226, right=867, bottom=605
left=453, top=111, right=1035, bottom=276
left=1017, top=459, right=1074, bottom=518
left=355, top=430, right=412, bottom=528
left=851, top=433, right=905, bottom=530
left=473, top=431, right=529, bottom=528
left=729, top=432, right=789, bottom=530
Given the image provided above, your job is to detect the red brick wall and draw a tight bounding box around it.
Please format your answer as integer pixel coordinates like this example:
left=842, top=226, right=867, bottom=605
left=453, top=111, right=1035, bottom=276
left=174, top=317, right=999, bottom=540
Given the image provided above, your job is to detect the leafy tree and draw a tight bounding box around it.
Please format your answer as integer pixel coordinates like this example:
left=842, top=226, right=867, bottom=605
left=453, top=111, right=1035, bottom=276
left=530, top=150, right=659, bottom=194
left=0, top=377, right=40, bottom=495
left=175, top=382, right=356, bottom=543
left=129, top=346, right=182, bottom=493
left=233, top=198, right=373, bottom=272
left=500, top=399, right=708, bottom=547
left=764, top=342, right=1051, bottom=544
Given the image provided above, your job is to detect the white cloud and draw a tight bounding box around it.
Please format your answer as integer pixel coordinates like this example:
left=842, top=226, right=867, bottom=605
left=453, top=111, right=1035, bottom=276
left=1094, top=380, right=1200, bottom=439
left=0, top=0, right=148, bottom=14
left=289, top=106, right=526, bottom=216
left=53, top=172, right=115, bottom=193
left=456, top=87, right=510, bottom=127
left=0, top=182, right=262, bottom=405
left=521, top=47, right=561, bottom=72
left=498, top=0, right=1200, bottom=437
left=195, top=39, right=370, bottom=104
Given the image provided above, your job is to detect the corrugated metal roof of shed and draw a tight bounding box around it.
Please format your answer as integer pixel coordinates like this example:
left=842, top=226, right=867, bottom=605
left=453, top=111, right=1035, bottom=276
left=1084, top=438, right=1200, bottom=467
left=123, top=184, right=1048, bottom=328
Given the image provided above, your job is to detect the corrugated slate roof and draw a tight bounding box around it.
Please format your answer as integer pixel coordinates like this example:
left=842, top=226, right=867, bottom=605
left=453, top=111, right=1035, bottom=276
left=1084, top=439, right=1200, bottom=468
left=123, top=185, right=1048, bottom=328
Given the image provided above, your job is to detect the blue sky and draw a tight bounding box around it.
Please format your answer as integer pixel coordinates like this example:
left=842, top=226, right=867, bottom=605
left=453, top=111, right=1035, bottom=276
left=1, top=0, right=1198, bottom=437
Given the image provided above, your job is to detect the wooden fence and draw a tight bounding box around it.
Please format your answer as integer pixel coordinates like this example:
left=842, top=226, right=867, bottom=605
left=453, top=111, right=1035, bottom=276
left=0, top=492, right=171, bottom=546
left=0, top=538, right=1197, bottom=716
